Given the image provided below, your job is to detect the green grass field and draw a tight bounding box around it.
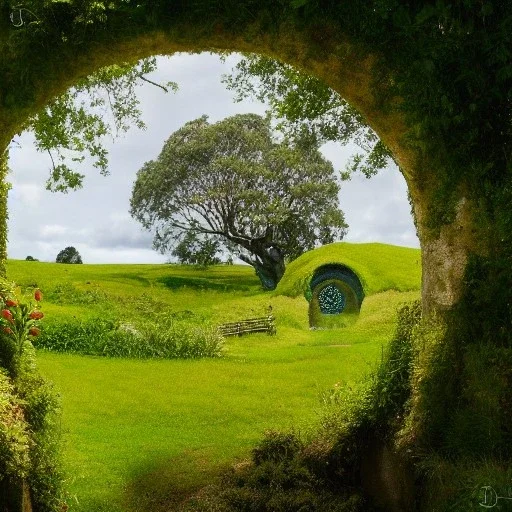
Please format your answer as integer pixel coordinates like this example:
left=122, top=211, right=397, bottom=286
left=6, top=243, right=421, bottom=511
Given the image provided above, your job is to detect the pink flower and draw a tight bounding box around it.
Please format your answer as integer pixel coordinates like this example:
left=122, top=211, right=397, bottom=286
left=5, top=299, right=17, bottom=307
left=28, top=327, right=40, bottom=337
left=34, top=289, right=42, bottom=302
left=29, top=310, right=44, bottom=320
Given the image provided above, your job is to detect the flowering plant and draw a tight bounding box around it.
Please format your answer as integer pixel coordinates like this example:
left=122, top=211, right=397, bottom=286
left=0, top=280, right=43, bottom=369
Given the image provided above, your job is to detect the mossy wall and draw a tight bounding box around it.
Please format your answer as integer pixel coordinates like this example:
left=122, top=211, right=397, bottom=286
left=0, top=154, right=8, bottom=278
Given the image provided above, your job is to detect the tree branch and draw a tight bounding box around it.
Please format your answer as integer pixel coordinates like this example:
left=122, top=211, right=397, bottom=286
left=138, top=75, right=170, bottom=93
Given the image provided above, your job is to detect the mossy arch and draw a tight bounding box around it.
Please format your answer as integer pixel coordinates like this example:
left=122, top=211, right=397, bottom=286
left=0, top=7, right=478, bottom=315
left=308, top=263, right=364, bottom=328
left=1, top=3, right=510, bottom=511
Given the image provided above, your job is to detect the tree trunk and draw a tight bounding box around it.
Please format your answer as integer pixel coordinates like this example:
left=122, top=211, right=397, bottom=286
left=390, top=183, right=512, bottom=508
left=0, top=477, right=32, bottom=512
left=253, top=258, right=286, bottom=291
left=415, top=194, right=483, bottom=315
left=239, top=243, right=286, bottom=290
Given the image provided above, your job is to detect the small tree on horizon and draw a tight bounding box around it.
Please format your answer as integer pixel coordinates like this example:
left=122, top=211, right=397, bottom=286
left=56, top=246, right=83, bottom=264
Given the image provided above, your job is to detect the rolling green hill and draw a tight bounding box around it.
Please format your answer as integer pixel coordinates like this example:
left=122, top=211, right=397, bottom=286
left=275, top=242, right=422, bottom=298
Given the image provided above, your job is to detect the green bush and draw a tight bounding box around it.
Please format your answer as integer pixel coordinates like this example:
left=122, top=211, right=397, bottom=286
left=16, top=352, right=66, bottom=512
left=0, top=278, right=65, bottom=511
left=0, top=370, right=31, bottom=480
left=35, top=316, right=224, bottom=359
left=0, top=355, right=66, bottom=512
left=184, top=429, right=369, bottom=512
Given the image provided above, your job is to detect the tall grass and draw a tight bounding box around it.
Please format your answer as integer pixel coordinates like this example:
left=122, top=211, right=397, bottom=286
left=35, top=317, right=224, bottom=359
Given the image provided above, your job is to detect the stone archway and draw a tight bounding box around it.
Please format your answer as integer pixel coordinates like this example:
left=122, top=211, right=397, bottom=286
left=0, top=4, right=480, bottom=316
left=1, top=4, right=507, bottom=511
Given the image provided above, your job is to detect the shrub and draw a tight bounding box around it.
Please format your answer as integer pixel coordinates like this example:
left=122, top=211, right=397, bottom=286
left=184, top=430, right=369, bottom=512
left=15, top=352, right=65, bottom=512
left=36, top=316, right=224, bottom=359
left=0, top=370, right=31, bottom=480
left=0, top=279, right=66, bottom=511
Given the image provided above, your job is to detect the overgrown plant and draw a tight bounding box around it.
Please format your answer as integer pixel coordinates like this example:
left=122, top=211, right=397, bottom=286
left=0, top=279, right=66, bottom=512
left=0, top=279, right=44, bottom=377
left=36, top=315, right=225, bottom=359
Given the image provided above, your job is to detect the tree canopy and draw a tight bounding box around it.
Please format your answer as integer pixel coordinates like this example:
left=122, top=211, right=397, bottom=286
left=55, top=246, right=82, bottom=264
left=130, top=113, right=347, bottom=289
left=172, top=232, right=222, bottom=268
left=223, top=54, right=392, bottom=179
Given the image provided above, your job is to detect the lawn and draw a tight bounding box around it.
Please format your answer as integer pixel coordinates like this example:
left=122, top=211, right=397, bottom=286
left=6, top=243, right=421, bottom=511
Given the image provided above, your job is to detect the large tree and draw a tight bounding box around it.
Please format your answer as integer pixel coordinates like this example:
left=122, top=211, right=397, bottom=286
left=130, top=113, right=347, bottom=289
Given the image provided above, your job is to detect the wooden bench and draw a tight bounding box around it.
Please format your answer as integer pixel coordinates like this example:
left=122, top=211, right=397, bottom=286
left=218, top=315, right=276, bottom=337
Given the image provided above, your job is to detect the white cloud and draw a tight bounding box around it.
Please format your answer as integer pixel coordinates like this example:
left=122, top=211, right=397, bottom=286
left=10, top=183, right=42, bottom=205
left=40, top=224, right=68, bottom=238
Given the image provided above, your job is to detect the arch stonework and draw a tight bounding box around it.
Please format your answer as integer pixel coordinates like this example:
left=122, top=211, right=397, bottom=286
left=1, top=6, right=507, bottom=511
left=308, top=263, right=364, bottom=328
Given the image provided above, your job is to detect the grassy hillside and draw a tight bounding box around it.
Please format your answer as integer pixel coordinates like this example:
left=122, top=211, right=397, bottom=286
left=276, top=242, right=421, bottom=298
left=5, top=245, right=422, bottom=512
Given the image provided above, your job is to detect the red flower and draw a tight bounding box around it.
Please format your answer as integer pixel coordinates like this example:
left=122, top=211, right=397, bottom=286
left=5, top=299, right=17, bottom=307
left=1, top=309, right=13, bottom=322
left=29, top=310, right=44, bottom=320
left=34, top=289, right=42, bottom=302
left=28, top=327, right=40, bottom=337
left=2, top=327, right=13, bottom=335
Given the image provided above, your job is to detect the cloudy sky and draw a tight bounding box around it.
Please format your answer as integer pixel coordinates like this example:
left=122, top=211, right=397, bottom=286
left=7, top=53, right=419, bottom=264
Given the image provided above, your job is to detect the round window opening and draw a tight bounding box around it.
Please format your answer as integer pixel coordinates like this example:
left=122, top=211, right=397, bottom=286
left=318, top=284, right=346, bottom=315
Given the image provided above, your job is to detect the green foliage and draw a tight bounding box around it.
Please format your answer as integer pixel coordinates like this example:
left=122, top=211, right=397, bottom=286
left=0, top=346, right=65, bottom=512
left=223, top=54, right=393, bottom=178
left=130, top=113, right=347, bottom=289
left=36, top=316, right=224, bottom=359
left=55, top=246, right=82, bottom=264
left=14, top=355, right=66, bottom=512
left=185, top=429, right=369, bottom=512
left=0, top=370, right=31, bottom=480
left=25, top=255, right=38, bottom=261
left=172, top=231, right=222, bottom=268
left=29, top=57, right=177, bottom=192
left=320, top=301, right=421, bottom=440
